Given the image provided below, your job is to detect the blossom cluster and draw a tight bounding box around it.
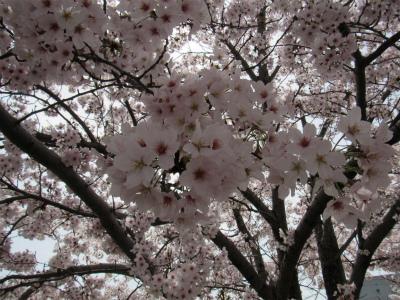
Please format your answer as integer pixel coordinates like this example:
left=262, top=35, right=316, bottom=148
left=105, top=70, right=273, bottom=230
left=292, top=1, right=357, bottom=78
left=0, top=0, right=208, bottom=89
left=0, top=152, right=21, bottom=176
left=263, top=122, right=346, bottom=199
left=51, top=126, right=81, bottom=147
left=105, top=66, right=394, bottom=232
left=323, top=107, right=394, bottom=228
left=0, top=0, right=399, bottom=299
left=0, top=143, right=22, bottom=177
left=0, top=250, right=36, bottom=272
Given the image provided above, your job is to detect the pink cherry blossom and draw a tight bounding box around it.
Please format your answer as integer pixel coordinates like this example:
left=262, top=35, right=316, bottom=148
left=0, top=1, right=399, bottom=299
left=338, top=107, right=371, bottom=144
left=323, top=198, right=361, bottom=229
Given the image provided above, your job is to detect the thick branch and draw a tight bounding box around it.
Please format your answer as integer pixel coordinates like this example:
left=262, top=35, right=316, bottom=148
left=240, top=189, right=301, bottom=299
left=350, top=199, right=400, bottom=298
left=232, top=208, right=267, bottom=280
left=0, top=104, right=135, bottom=260
left=352, top=31, right=400, bottom=121
left=211, top=230, right=274, bottom=299
left=388, top=111, right=400, bottom=145
left=271, top=187, right=302, bottom=299
left=364, top=31, right=400, bottom=65
left=272, top=187, right=288, bottom=234
left=223, top=40, right=259, bottom=82
left=18, top=287, right=38, bottom=300
left=353, top=50, right=367, bottom=121
left=276, top=189, right=332, bottom=300
left=0, top=264, right=130, bottom=297
left=315, top=218, right=346, bottom=299
left=0, top=263, right=130, bottom=284
left=240, top=189, right=280, bottom=237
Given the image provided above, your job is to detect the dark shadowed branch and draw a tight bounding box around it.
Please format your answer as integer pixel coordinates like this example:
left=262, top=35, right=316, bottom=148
left=350, top=199, right=400, bottom=297
left=315, top=218, right=346, bottom=299
left=0, top=104, right=135, bottom=260
left=210, top=230, right=274, bottom=299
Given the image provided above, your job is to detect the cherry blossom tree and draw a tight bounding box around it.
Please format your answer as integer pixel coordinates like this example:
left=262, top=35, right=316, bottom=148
left=0, top=0, right=399, bottom=299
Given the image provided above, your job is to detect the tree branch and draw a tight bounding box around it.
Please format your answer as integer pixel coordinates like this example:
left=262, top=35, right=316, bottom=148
left=0, top=185, right=96, bottom=218
left=210, top=230, right=274, bottom=299
left=271, top=187, right=302, bottom=299
left=276, top=189, right=332, bottom=300
left=240, top=189, right=279, bottom=236
left=353, top=50, right=367, bottom=121
left=388, top=111, right=400, bottom=145
left=0, top=263, right=130, bottom=284
left=1, top=264, right=130, bottom=297
left=34, top=85, right=99, bottom=145
left=232, top=208, right=267, bottom=280
left=0, top=104, right=135, bottom=260
left=364, top=31, right=400, bottom=65
left=223, top=40, right=259, bottom=82
left=315, top=218, right=346, bottom=299
left=350, top=199, right=400, bottom=297
left=34, top=132, right=108, bottom=157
